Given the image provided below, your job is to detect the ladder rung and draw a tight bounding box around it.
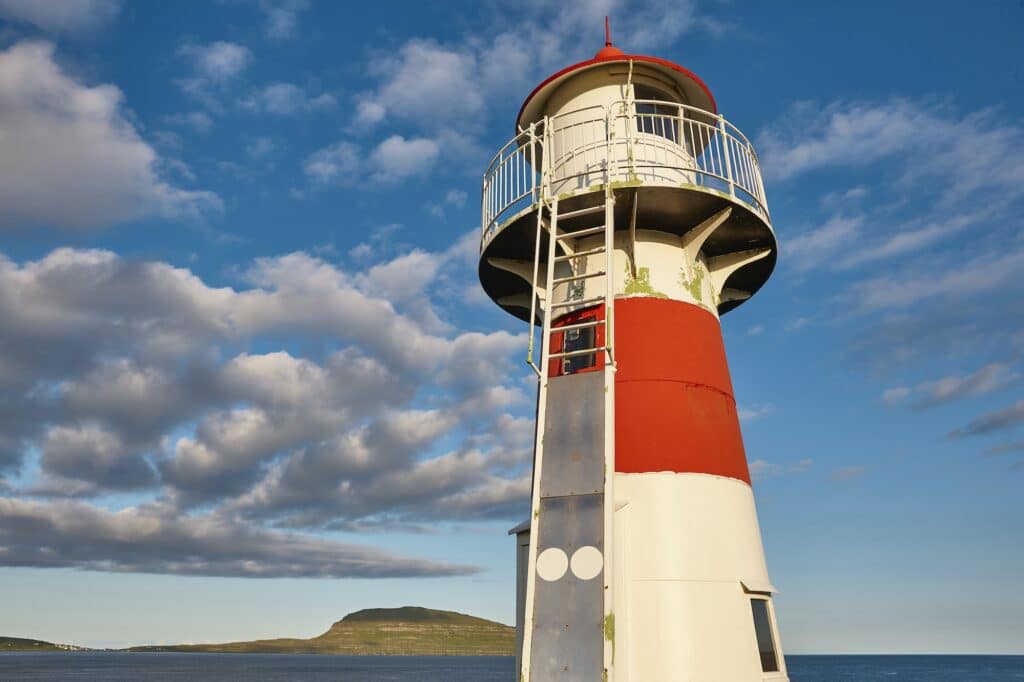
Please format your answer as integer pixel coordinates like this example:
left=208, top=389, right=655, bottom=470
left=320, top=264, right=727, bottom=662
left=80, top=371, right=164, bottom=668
left=549, top=347, right=606, bottom=360
left=551, top=270, right=606, bottom=285
left=550, top=296, right=604, bottom=310
left=553, top=246, right=605, bottom=263
left=558, top=205, right=606, bottom=221
left=554, top=319, right=604, bottom=333
left=558, top=225, right=606, bottom=239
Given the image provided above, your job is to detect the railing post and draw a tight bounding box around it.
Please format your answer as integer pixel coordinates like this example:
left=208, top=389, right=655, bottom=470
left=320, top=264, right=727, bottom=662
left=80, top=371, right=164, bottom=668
left=719, top=115, right=735, bottom=198
left=480, top=176, right=487, bottom=248
left=542, top=116, right=552, bottom=200
left=529, top=122, right=537, bottom=206
left=749, top=140, right=769, bottom=218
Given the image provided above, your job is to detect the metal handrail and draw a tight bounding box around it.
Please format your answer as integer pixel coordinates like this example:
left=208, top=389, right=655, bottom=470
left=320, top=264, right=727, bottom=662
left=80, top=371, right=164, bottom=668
left=481, top=101, right=770, bottom=249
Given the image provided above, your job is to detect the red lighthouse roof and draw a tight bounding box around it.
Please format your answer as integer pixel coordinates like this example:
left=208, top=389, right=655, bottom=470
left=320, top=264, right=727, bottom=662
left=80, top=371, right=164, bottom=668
left=516, top=21, right=717, bottom=132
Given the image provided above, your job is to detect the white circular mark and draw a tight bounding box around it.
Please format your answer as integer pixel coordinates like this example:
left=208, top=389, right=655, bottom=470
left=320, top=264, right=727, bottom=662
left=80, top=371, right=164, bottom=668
left=570, top=545, right=604, bottom=581
left=536, top=547, right=569, bottom=582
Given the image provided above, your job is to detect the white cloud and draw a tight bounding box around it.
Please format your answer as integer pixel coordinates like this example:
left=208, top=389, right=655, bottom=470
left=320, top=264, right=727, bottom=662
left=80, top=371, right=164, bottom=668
left=246, top=136, right=276, bottom=159
left=303, top=141, right=359, bottom=185
left=359, top=40, right=482, bottom=129
left=882, top=387, right=910, bottom=405
left=905, top=362, right=1020, bottom=409
left=428, top=188, right=469, bottom=217
left=240, top=82, right=335, bottom=115
left=165, top=110, right=213, bottom=133
left=0, top=41, right=220, bottom=230
left=749, top=457, right=813, bottom=481
left=0, top=239, right=531, bottom=568
left=0, top=497, right=474, bottom=578
left=304, top=135, right=441, bottom=186
left=0, top=0, right=120, bottom=32
left=784, top=214, right=863, bottom=272
left=848, top=248, right=1024, bottom=312
left=368, top=135, right=440, bottom=182
left=178, top=41, right=252, bottom=82
left=259, top=0, right=307, bottom=40
left=739, top=404, right=775, bottom=422
left=760, top=99, right=1024, bottom=202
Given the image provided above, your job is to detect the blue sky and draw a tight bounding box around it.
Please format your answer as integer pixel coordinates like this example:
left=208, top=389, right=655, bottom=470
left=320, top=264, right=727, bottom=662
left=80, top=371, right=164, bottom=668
left=0, top=0, right=1021, bottom=654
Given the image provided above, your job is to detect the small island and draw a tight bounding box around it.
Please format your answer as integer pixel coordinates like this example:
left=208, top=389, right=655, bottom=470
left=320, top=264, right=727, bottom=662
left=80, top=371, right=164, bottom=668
left=126, top=606, right=514, bottom=656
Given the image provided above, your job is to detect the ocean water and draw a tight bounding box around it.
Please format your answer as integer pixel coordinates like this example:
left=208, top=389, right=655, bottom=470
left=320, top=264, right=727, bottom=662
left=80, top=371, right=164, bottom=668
left=0, top=652, right=1022, bottom=680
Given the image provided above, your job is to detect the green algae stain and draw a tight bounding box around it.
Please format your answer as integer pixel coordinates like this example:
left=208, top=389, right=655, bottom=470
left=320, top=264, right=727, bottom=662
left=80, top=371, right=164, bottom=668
left=623, top=266, right=667, bottom=298
left=604, top=612, right=615, bottom=642
left=680, top=261, right=705, bottom=303
left=604, top=612, right=615, bottom=664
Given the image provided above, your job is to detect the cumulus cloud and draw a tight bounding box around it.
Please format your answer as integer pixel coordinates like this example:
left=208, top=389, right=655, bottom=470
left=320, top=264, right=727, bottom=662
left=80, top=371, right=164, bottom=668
left=0, top=41, right=220, bottom=230
left=355, top=0, right=706, bottom=132
left=179, top=41, right=252, bottom=82
left=0, top=498, right=475, bottom=578
left=40, top=423, right=156, bottom=492
left=0, top=241, right=529, bottom=574
left=356, top=40, right=483, bottom=129
left=259, top=0, right=307, bottom=40
left=0, top=0, right=120, bottom=32
left=304, top=135, right=441, bottom=186
left=246, top=136, right=276, bottom=159
left=240, top=82, right=335, bottom=115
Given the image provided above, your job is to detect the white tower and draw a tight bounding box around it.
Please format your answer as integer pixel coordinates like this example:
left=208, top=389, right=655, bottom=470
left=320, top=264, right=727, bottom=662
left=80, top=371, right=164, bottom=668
left=481, top=24, right=787, bottom=681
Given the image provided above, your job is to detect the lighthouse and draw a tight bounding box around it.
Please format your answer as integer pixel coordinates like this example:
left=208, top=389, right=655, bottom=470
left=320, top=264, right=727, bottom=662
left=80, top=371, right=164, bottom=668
left=481, top=22, right=786, bottom=682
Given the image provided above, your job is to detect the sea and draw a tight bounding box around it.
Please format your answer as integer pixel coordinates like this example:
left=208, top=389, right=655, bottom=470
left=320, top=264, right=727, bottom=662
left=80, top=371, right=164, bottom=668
left=0, top=653, right=1022, bottom=680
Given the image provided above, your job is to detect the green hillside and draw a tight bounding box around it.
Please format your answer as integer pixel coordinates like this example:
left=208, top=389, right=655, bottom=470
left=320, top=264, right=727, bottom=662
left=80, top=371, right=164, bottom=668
left=129, top=606, right=515, bottom=656
left=0, top=636, right=68, bottom=652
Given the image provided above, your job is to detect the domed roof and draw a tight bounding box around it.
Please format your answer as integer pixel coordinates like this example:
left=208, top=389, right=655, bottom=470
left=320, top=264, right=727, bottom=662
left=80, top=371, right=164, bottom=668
left=516, top=20, right=717, bottom=131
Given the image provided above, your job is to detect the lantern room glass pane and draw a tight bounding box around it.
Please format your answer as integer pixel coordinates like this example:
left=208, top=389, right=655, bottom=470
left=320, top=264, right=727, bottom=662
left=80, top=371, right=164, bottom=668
left=750, top=598, right=779, bottom=672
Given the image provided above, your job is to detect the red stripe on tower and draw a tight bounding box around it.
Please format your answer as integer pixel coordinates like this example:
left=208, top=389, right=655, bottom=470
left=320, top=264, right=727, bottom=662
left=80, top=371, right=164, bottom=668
left=614, top=298, right=751, bottom=484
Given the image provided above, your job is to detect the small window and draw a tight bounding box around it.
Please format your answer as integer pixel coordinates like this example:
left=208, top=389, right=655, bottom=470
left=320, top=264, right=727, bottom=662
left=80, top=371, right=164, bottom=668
left=750, top=598, right=779, bottom=672
left=634, top=84, right=679, bottom=143
left=562, top=327, right=595, bottom=374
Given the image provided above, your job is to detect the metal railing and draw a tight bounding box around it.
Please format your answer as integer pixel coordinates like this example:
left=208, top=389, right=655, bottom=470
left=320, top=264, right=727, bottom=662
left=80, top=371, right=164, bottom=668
left=481, top=101, right=770, bottom=248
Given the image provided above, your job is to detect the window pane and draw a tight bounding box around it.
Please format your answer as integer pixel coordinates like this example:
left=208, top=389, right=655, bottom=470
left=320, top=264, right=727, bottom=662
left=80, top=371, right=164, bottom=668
left=750, top=598, right=779, bottom=672
left=563, top=327, right=595, bottom=374
left=633, top=85, right=679, bottom=142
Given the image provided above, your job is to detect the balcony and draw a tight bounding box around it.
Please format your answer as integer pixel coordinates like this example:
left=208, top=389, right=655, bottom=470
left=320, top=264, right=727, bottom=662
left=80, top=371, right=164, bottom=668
left=481, top=100, right=771, bottom=250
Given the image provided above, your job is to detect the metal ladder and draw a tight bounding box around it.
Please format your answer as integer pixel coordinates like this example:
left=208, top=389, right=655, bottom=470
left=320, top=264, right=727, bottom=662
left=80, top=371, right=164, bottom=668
left=521, top=187, right=617, bottom=681
left=527, top=193, right=616, bottom=375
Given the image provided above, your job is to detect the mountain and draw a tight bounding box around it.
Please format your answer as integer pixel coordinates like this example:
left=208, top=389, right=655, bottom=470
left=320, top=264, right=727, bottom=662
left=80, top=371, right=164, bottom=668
left=128, top=606, right=514, bottom=656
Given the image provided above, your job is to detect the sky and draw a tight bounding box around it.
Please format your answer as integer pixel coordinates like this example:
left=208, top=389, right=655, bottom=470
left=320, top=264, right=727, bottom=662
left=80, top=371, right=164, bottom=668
left=0, top=0, right=1021, bottom=655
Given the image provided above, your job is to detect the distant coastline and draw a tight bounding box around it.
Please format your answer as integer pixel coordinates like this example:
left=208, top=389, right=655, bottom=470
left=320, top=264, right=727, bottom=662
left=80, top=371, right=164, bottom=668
left=1, top=607, right=514, bottom=657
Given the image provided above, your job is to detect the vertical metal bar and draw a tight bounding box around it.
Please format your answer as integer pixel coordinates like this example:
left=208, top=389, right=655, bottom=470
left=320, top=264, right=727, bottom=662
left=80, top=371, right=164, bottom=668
left=750, top=140, right=768, bottom=215
left=720, top=116, right=735, bottom=197
left=602, top=163, right=616, bottom=682
left=521, top=195, right=558, bottom=682
left=529, top=124, right=537, bottom=204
